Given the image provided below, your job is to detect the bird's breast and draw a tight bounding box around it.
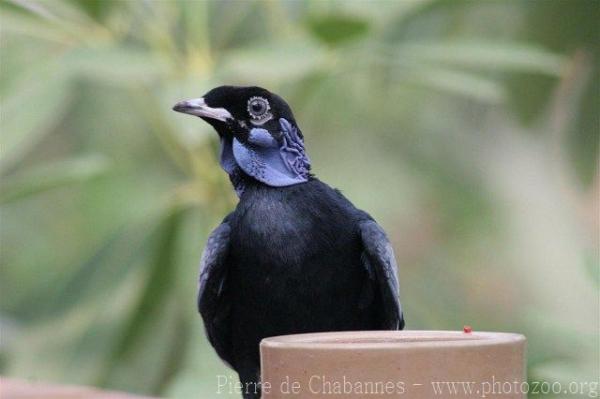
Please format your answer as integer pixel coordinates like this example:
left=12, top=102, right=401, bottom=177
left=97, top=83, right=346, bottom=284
left=232, top=201, right=317, bottom=266
left=229, top=184, right=358, bottom=271
left=225, top=181, right=373, bottom=343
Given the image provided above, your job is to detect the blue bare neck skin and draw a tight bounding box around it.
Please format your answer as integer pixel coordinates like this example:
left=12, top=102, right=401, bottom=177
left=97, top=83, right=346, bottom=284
left=219, top=118, right=310, bottom=197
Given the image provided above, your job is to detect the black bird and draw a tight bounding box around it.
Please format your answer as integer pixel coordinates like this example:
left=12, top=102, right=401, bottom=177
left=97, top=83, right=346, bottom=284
left=173, top=86, right=404, bottom=399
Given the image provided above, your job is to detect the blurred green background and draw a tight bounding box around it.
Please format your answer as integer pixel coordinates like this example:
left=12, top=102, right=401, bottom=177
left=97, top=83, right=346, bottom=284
left=1, top=0, right=598, bottom=397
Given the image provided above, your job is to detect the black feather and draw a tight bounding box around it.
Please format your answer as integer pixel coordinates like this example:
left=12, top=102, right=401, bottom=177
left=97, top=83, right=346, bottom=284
left=176, top=86, right=404, bottom=399
left=198, top=178, right=404, bottom=398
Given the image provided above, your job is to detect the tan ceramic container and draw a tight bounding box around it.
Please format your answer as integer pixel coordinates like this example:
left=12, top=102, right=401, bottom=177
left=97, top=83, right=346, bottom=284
left=260, top=330, right=526, bottom=398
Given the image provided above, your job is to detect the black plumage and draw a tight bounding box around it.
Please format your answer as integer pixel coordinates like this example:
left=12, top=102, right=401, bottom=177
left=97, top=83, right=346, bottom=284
left=174, top=86, right=404, bottom=399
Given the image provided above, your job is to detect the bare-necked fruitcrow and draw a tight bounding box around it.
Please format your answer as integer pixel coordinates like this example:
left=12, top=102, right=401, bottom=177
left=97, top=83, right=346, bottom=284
left=173, top=86, right=404, bottom=399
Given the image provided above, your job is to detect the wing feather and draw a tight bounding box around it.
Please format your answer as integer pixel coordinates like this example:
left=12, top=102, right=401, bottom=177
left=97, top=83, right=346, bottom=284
left=359, top=219, right=405, bottom=330
left=198, top=222, right=234, bottom=367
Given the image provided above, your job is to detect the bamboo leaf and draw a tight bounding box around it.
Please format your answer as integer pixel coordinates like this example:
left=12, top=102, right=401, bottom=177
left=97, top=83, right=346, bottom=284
left=0, top=64, right=73, bottom=171
left=64, top=46, right=169, bottom=85
left=97, top=207, right=186, bottom=386
left=0, top=9, right=76, bottom=44
left=396, top=40, right=566, bottom=76
left=305, top=13, right=370, bottom=47
left=2, top=0, right=103, bottom=43
left=219, top=41, right=325, bottom=83
left=404, top=67, right=506, bottom=103
left=0, top=154, right=110, bottom=204
left=30, top=215, right=159, bottom=320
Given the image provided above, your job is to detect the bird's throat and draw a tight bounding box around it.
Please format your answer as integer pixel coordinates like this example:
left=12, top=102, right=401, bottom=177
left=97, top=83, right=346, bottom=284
left=218, top=118, right=310, bottom=197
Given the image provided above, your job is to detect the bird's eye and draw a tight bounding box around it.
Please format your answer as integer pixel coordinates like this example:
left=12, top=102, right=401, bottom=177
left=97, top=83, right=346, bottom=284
left=247, top=97, right=270, bottom=119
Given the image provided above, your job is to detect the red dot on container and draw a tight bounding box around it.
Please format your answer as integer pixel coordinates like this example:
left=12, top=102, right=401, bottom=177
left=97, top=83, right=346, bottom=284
left=463, top=325, right=472, bottom=333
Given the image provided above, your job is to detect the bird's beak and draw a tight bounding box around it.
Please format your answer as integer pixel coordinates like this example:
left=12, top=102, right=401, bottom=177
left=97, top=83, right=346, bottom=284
left=172, top=97, right=232, bottom=122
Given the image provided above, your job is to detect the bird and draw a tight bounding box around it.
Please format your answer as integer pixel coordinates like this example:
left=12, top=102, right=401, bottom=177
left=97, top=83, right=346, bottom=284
left=173, top=86, right=404, bottom=399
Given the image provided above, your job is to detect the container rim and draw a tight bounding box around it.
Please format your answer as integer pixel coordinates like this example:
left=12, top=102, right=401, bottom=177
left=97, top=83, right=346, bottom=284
left=260, top=330, right=526, bottom=350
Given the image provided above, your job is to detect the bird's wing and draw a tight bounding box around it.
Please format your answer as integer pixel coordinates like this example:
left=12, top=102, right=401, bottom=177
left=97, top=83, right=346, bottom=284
left=359, top=219, right=405, bottom=330
left=198, top=221, right=234, bottom=368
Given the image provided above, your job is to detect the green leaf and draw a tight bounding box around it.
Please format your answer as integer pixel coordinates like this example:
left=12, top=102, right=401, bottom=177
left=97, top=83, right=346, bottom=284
left=0, top=9, right=75, bottom=44
left=64, top=46, right=169, bottom=85
left=219, top=41, right=325, bottom=83
left=97, top=207, right=186, bottom=386
left=396, top=40, right=566, bottom=76
left=0, top=154, right=110, bottom=204
left=306, top=14, right=370, bottom=46
left=404, top=67, right=506, bottom=103
left=0, top=63, right=73, bottom=170
left=29, top=215, right=160, bottom=320
left=2, top=0, right=102, bottom=44
left=151, top=306, right=191, bottom=394
left=584, top=251, right=599, bottom=287
left=5, top=0, right=96, bottom=25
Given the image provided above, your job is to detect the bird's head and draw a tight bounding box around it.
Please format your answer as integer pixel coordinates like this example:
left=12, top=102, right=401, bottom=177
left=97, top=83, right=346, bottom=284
left=173, top=86, right=310, bottom=196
